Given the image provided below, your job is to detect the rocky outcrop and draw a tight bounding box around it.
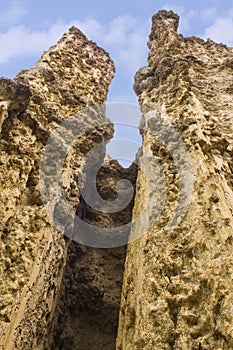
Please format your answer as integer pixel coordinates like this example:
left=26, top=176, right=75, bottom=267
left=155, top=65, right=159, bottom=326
left=0, top=27, right=117, bottom=349
left=1, top=9, right=233, bottom=350
left=117, top=10, right=233, bottom=350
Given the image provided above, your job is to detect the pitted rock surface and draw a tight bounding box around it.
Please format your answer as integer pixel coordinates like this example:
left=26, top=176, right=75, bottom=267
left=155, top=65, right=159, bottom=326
left=0, top=27, right=115, bottom=350
left=117, top=10, right=233, bottom=350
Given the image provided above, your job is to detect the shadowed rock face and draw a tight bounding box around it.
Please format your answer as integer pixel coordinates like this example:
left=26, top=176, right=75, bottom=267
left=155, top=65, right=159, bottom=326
left=117, top=10, right=233, bottom=350
left=52, top=159, right=138, bottom=350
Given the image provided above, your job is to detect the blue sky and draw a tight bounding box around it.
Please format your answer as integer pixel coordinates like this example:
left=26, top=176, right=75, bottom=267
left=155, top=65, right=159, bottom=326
left=0, top=1, right=233, bottom=164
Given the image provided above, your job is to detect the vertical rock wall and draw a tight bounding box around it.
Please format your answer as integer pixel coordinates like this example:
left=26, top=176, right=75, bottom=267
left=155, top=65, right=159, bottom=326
left=0, top=28, right=115, bottom=349
left=117, top=10, right=233, bottom=350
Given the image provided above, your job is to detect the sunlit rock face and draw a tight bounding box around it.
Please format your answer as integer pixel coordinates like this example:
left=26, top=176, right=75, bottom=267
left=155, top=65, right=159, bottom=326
left=0, top=27, right=117, bottom=350
left=117, top=10, right=233, bottom=350
left=1, top=9, right=233, bottom=350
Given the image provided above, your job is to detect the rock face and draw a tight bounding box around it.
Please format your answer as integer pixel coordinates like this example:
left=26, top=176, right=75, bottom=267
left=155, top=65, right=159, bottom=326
left=117, top=10, right=233, bottom=350
left=0, top=27, right=119, bottom=349
left=1, top=9, right=233, bottom=350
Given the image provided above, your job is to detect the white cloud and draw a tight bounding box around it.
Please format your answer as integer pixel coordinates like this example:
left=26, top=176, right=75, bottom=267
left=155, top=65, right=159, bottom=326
left=0, top=1, right=26, bottom=26
left=0, top=21, right=71, bottom=64
left=0, top=15, right=149, bottom=76
left=162, top=4, right=233, bottom=46
left=200, top=8, right=217, bottom=23
left=72, top=18, right=104, bottom=41
left=103, top=15, right=137, bottom=45
left=203, top=14, right=233, bottom=45
left=179, top=10, right=197, bottom=32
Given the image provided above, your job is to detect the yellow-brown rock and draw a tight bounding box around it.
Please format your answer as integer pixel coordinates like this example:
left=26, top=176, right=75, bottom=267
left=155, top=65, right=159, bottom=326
left=1, top=9, right=233, bottom=350
left=117, top=10, right=233, bottom=350
left=0, top=27, right=115, bottom=349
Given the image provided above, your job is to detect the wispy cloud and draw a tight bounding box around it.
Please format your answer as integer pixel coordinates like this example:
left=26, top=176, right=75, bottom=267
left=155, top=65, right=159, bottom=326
left=0, top=1, right=26, bottom=27
left=163, top=3, right=233, bottom=46
left=203, top=10, right=233, bottom=45
left=0, top=21, right=70, bottom=64
left=0, top=15, right=149, bottom=76
left=200, top=8, right=217, bottom=23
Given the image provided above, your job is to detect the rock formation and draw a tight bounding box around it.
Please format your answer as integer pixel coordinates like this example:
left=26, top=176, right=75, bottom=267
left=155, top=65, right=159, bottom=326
left=0, top=9, right=233, bottom=350
left=117, top=10, right=233, bottom=350
left=0, top=27, right=134, bottom=350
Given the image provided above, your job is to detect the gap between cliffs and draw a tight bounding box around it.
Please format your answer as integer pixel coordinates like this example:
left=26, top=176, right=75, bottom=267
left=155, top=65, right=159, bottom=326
left=51, top=154, right=138, bottom=349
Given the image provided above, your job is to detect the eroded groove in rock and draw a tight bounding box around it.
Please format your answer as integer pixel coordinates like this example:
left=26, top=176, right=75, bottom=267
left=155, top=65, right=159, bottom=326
left=117, top=10, right=233, bottom=350
left=0, top=27, right=116, bottom=349
left=52, top=158, right=138, bottom=350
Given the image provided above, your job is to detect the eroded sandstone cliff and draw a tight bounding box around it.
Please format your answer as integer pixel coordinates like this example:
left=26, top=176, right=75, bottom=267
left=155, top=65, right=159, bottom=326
left=0, top=27, right=130, bottom=350
left=117, top=10, right=233, bottom=350
left=1, top=9, right=233, bottom=350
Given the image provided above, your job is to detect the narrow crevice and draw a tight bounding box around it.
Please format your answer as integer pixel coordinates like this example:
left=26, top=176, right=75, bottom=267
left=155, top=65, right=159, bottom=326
left=51, top=157, right=138, bottom=350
